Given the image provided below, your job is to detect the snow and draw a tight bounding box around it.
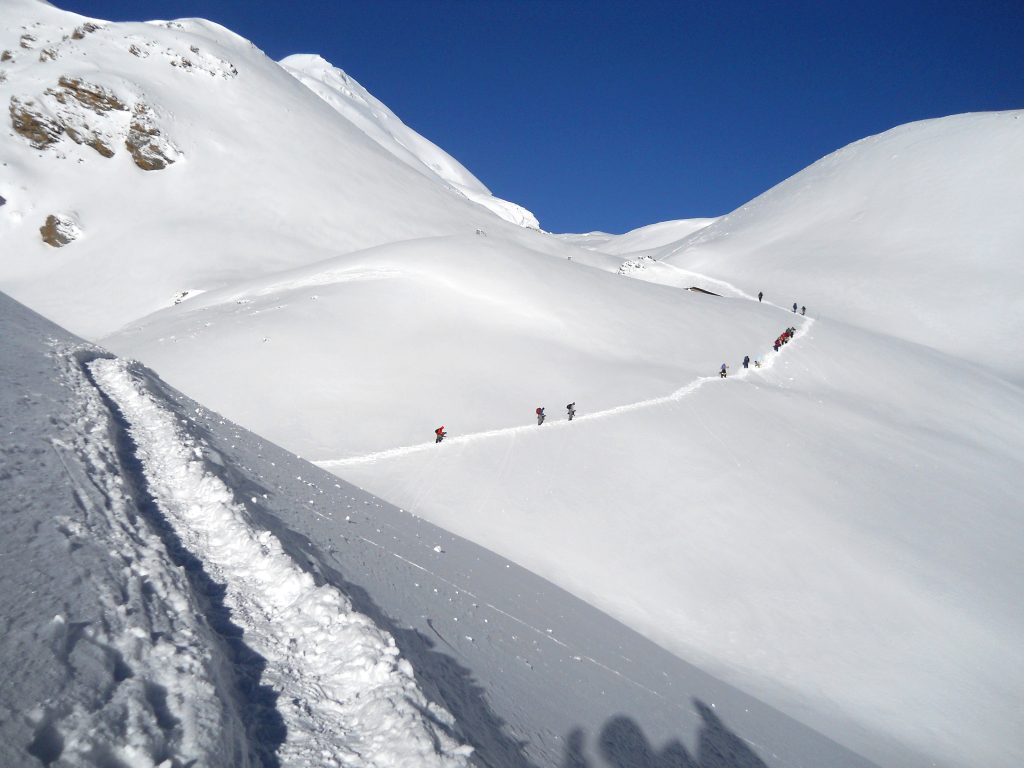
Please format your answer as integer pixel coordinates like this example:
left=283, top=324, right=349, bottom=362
left=0, top=0, right=540, bottom=337
left=89, top=356, right=471, bottom=767
left=280, top=53, right=539, bottom=229
left=1, top=290, right=880, bottom=768
left=655, top=112, right=1024, bottom=381
left=1, top=2, right=1022, bottom=767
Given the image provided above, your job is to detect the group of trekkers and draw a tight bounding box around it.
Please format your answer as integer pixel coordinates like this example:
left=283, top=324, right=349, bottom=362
left=720, top=323, right=797, bottom=378
left=436, top=293, right=809, bottom=441
left=774, top=326, right=798, bottom=352
left=534, top=403, right=576, bottom=426
left=435, top=402, right=576, bottom=442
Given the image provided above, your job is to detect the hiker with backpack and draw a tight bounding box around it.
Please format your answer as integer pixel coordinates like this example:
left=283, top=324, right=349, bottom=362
left=566, top=402, right=576, bottom=421
left=435, top=426, right=446, bottom=444
left=743, top=355, right=750, bottom=369
left=720, top=363, right=728, bottom=378
left=536, top=407, right=546, bottom=425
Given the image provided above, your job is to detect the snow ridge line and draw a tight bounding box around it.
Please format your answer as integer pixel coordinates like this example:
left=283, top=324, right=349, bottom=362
left=316, top=314, right=815, bottom=469
left=88, top=358, right=473, bottom=768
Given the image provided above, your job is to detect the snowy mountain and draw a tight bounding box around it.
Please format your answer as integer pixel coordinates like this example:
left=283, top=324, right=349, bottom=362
left=0, top=0, right=539, bottom=338
left=280, top=53, right=540, bottom=230
left=650, top=112, right=1024, bottom=381
left=1, top=2, right=1022, bottom=768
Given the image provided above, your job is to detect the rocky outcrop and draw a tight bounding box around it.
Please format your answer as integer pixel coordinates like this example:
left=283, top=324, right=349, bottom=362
left=39, top=214, right=81, bottom=247
left=9, top=97, right=63, bottom=149
left=50, top=76, right=126, bottom=113
left=9, top=76, right=179, bottom=169
left=125, top=103, right=179, bottom=170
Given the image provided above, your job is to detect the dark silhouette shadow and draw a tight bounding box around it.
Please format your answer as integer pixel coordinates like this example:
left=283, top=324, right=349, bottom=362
left=80, top=355, right=286, bottom=767
left=563, top=699, right=768, bottom=768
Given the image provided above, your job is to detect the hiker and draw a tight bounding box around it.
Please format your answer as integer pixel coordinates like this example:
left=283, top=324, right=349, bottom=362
left=754, top=360, right=762, bottom=368
left=743, top=355, right=750, bottom=369
left=536, top=407, right=546, bottom=425
left=566, top=402, right=576, bottom=421
left=435, top=426, right=446, bottom=444
left=774, top=341, right=780, bottom=352
left=801, top=306, right=806, bottom=316
left=720, top=363, right=728, bottom=378
left=758, top=291, right=763, bottom=302
left=792, top=302, right=798, bottom=313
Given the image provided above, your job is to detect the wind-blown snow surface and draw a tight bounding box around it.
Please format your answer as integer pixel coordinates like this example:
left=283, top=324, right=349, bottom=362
left=0, top=0, right=538, bottom=338
left=2, top=292, right=880, bottom=768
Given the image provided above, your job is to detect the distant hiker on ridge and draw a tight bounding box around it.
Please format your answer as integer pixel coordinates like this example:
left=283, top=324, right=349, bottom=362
left=801, top=306, right=806, bottom=316
left=566, top=402, right=576, bottom=421
left=792, top=302, right=798, bottom=313
left=758, top=291, right=763, bottom=302
left=720, top=363, right=728, bottom=378
left=536, top=407, right=546, bottom=425
left=435, top=426, right=446, bottom=444
left=743, top=355, right=750, bottom=369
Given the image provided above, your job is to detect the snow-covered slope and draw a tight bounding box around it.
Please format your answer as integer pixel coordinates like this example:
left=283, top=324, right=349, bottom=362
left=557, top=217, right=717, bottom=257
left=656, top=112, right=1024, bottom=381
left=280, top=54, right=539, bottom=229
left=2, top=291, right=880, bottom=768
left=0, top=0, right=536, bottom=338
left=2, top=2, right=1021, bottom=767
left=0, top=292, right=471, bottom=767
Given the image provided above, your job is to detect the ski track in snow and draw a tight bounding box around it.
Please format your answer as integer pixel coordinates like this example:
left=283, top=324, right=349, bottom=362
left=316, top=283, right=814, bottom=469
left=35, top=344, right=247, bottom=767
left=88, top=358, right=472, bottom=768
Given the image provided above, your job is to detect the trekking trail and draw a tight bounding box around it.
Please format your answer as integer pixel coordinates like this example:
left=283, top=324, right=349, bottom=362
left=316, top=278, right=814, bottom=470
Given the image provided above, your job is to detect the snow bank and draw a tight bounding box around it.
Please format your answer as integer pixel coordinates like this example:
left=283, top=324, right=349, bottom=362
left=89, top=357, right=471, bottom=768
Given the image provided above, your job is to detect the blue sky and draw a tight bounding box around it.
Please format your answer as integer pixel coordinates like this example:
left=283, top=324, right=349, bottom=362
left=60, top=0, right=1023, bottom=233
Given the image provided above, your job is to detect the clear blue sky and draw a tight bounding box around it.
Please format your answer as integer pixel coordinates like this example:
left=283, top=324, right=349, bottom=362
left=60, top=0, right=1023, bottom=233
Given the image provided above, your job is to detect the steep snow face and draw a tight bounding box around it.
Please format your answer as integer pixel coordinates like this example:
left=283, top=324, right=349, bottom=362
left=658, top=112, right=1024, bottom=381
left=280, top=54, right=539, bottom=230
left=0, top=0, right=530, bottom=338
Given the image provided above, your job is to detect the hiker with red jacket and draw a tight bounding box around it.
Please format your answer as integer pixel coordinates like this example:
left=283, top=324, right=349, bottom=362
left=536, top=407, right=546, bottom=425
left=435, top=426, right=446, bottom=444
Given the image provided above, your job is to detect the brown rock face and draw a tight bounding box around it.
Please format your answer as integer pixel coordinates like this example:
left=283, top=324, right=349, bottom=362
left=125, top=104, right=175, bottom=170
left=39, top=215, right=79, bottom=247
left=9, top=97, right=63, bottom=149
left=52, top=76, right=127, bottom=113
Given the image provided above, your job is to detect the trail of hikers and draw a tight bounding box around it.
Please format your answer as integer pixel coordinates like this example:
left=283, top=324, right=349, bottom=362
left=316, top=290, right=814, bottom=471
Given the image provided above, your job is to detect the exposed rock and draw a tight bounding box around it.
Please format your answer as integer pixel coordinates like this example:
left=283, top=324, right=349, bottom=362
left=0, top=195, right=7, bottom=207
left=70, top=23, right=101, bottom=40
left=128, top=44, right=147, bottom=58
left=51, top=76, right=127, bottom=113
left=39, top=214, right=81, bottom=247
left=38, top=47, right=57, bottom=62
left=1, top=50, right=12, bottom=62
left=9, top=97, right=63, bottom=149
left=125, top=104, right=179, bottom=170
left=19, top=34, right=36, bottom=50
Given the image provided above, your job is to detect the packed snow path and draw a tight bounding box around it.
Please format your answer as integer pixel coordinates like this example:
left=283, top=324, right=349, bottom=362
left=88, top=358, right=472, bottom=768
left=317, top=298, right=814, bottom=469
